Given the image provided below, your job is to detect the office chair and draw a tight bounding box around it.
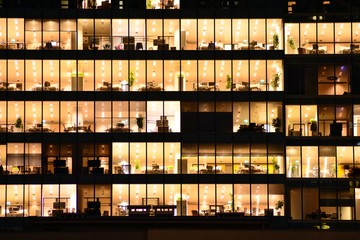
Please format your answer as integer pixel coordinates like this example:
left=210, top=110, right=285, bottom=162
left=45, top=42, right=52, bottom=49
left=136, top=42, right=143, bottom=50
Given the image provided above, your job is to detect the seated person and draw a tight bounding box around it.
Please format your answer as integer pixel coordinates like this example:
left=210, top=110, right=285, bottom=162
left=45, top=42, right=52, bottom=49
left=97, top=82, right=111, bottom=91
left=152, top=164, right=160, bottom=170
left=166, top=0, right=174, bottom=8
left=206, top=165, right=214, bottom=173
left=114, top=43, right=123, bottom=50
left=32, top=83, right=43, bottom=91
left=43, top=81, right=58, bottom=91
left=194, top=82, right=209, bottom=91
left=44, top=81, right=50, bottom=88
left=208, top=41, right=215, bottom=50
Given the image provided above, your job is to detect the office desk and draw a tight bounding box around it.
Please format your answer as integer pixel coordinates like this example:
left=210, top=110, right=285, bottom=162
left=106, top=127, right=132, bottom=132
left=237, top=165, right=265, bottom=174
left=27, top=126, right=54, bottom=133
left=193, top=82, right=219, bottom=91
left=138, top=84, right=163, bottom=91
left=64, top=126, right=91, bottom=132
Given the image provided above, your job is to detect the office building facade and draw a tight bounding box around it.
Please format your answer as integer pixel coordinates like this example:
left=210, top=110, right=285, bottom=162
left=0, top=0, right=360, bottom=233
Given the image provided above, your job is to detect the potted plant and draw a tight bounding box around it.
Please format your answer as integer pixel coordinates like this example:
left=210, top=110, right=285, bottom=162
left=250, top=40, right=257, bottom=50
left=275, top=200, right=284, bottom=216
left=272, top=157, right=280, bottom=174
left=226, top=74, right=232, bottom=90
left=134, top=159, right=141, bottom=173
left=166, top=165, right=174, bottom=174
left=128, top=69, right=135, bottom=90
left=14, top=117, right=23, bottom=131
left=272, top=117, right=281, bottom=132
left=103, top=43, right=111, bottom=50
left=273, top=33, right=279, bottom=50
left=288, top=37, right=296, bottom=53
left=136, top=114, right=144, bottom=132
left=270, top=72, right=281, bottom=90
left=146, top=0, right=153, bottom=9
left=310, top=119, right=318, bottom=136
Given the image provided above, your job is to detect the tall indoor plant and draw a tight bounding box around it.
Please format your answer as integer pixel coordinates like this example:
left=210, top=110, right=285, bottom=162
left=128, top=69, right=135, bottom=90
left=272, top=157, right=280, bottom=174
left=275, top=200, right=284, bottom=216
left=226, top=74, right=232, bottom=90
left=272, top=117, right=281, bottom=132
left=14, top=116, right=23, bottom=132
left=271, top=72, right=281, bottom=91
left=273, top=33, right=279, bottom=50
left=288, top=37, right=296, bottom=53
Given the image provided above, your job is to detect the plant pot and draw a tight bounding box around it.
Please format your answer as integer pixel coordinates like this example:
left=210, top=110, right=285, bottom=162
left=273, top=169, right=279, bottom=174
left=14, top=127, right=23, bottom=133
left=298, top=47, right=306, bottom=54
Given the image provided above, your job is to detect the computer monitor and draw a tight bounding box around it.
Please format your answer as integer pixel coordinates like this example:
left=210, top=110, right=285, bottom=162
left=242, top=81, right=249, bottom=87
left=45, top=42, right=52, bottom=49
left=89, top=37, right=100, bottom=45
left=350, top=43, right=359, bottom=49
left=54, top=159, right=66, bottom=167
left=88, top=159, right=101, bottom=167
left=51, top=41, right=57, bottom=47
left=154, top=38, right=165, bottom=46
left=53, top=202, right=66, bottom=209
left=87, top=201, right=101, bottom=209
